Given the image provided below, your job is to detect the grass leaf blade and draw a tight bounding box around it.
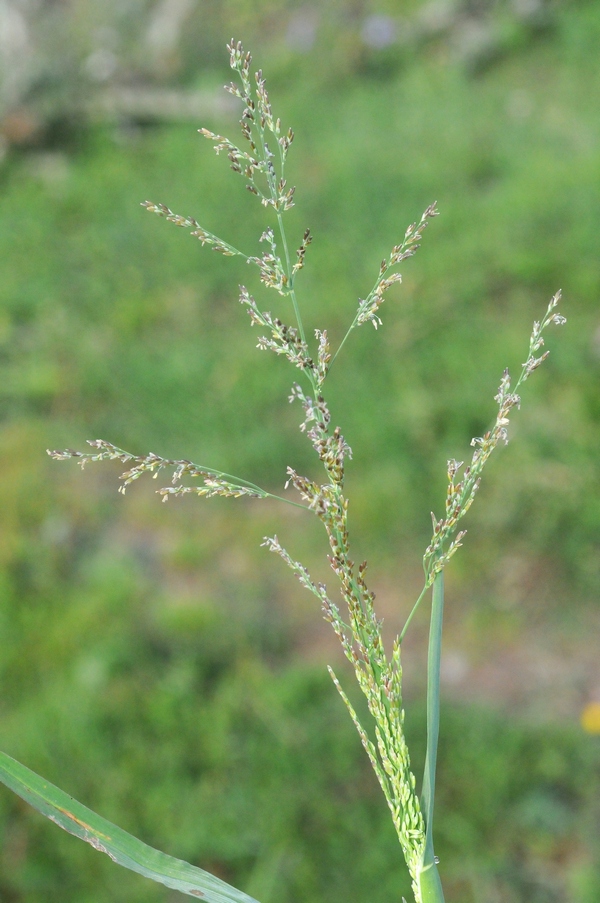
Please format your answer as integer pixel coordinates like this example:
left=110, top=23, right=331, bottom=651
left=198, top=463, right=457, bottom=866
left=0, top=750, right=261, bottom=903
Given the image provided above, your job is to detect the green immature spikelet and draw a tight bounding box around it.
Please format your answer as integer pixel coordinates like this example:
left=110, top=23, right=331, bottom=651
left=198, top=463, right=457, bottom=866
left=47, top=40, right=566, bottom=903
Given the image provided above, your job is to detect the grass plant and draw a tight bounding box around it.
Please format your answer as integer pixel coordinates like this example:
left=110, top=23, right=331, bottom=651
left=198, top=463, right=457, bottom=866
left=0, top=40, right=566, bottom=903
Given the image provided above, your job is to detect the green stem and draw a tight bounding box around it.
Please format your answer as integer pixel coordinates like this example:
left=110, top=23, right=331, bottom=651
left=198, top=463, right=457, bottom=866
left=418, top=570, right=445, bottom=903
left=277, top=211, right=292, bottom=278
left=399, top=583, right=429, bottom=644
left=263, top=492, right=309, bottom=511
left=328, top=314, right=359, bottom=371
left=276, top=211, right=309, bottom=351
left=329, top=263, right=392, bottom=372
left=418, top=860, right=445, bottom=903
left=168, top=467, right=308, bottom=511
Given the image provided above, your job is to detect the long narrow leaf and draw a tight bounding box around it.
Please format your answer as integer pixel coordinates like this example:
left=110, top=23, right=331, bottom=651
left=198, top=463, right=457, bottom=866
left=0, top=750, right=261, bottom=903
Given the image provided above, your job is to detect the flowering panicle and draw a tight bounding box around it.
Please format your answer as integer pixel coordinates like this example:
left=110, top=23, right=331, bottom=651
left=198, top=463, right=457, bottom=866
left=49, top=41, right=567, bottom=903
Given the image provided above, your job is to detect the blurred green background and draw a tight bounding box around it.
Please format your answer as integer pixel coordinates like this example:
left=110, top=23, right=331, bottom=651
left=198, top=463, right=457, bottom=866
left=0, top=1, right=599, bottom=901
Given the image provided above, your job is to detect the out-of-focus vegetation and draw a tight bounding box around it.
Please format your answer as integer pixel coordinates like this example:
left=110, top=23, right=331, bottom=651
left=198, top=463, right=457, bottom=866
left=0, top=1, right=599, bottom=901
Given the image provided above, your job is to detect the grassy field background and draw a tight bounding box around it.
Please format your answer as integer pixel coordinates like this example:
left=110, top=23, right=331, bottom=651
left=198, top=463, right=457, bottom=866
left=0, top=2, right=599, bottom=901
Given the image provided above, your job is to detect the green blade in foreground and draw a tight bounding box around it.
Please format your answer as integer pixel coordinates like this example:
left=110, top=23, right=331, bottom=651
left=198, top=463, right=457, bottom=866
left=0, top=750, right=260, bottom=903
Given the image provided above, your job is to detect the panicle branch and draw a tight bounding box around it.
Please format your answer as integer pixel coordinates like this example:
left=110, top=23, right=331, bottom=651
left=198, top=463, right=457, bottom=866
left=216, top=40, right=296, bottom=213
left=315, top=329, right=331, bottom=387
left=423, top=290, right=566, bottom=583
left=47, top=440, right=271, bottom=502
left=293, top=229, right=312, bottom=276
left=356, top=202, right=439, bottom=331
left=263, top=497, right=425, bottom=886
left=239, top=286, right=313, bottom=370
left=261, top=535, right=335, bottom=609
left=520, top=290, right=566, bottom=381
left=275, top=371, right=426, bottom=885
left=247, top=228, right=290, bottom=294
left=328, top=203, right=439, bottom=374
left=288, top=384, right=352, bottom=485
left=140, top=201, right=245, bottom=257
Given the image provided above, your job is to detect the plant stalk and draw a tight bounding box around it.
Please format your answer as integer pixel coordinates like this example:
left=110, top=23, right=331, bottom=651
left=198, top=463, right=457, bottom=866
left=417, top=571, right=445, bottom=903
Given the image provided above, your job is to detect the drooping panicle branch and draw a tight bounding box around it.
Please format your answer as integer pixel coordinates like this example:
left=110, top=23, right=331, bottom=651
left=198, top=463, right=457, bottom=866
left=47, top=440, right=304, bottom=508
